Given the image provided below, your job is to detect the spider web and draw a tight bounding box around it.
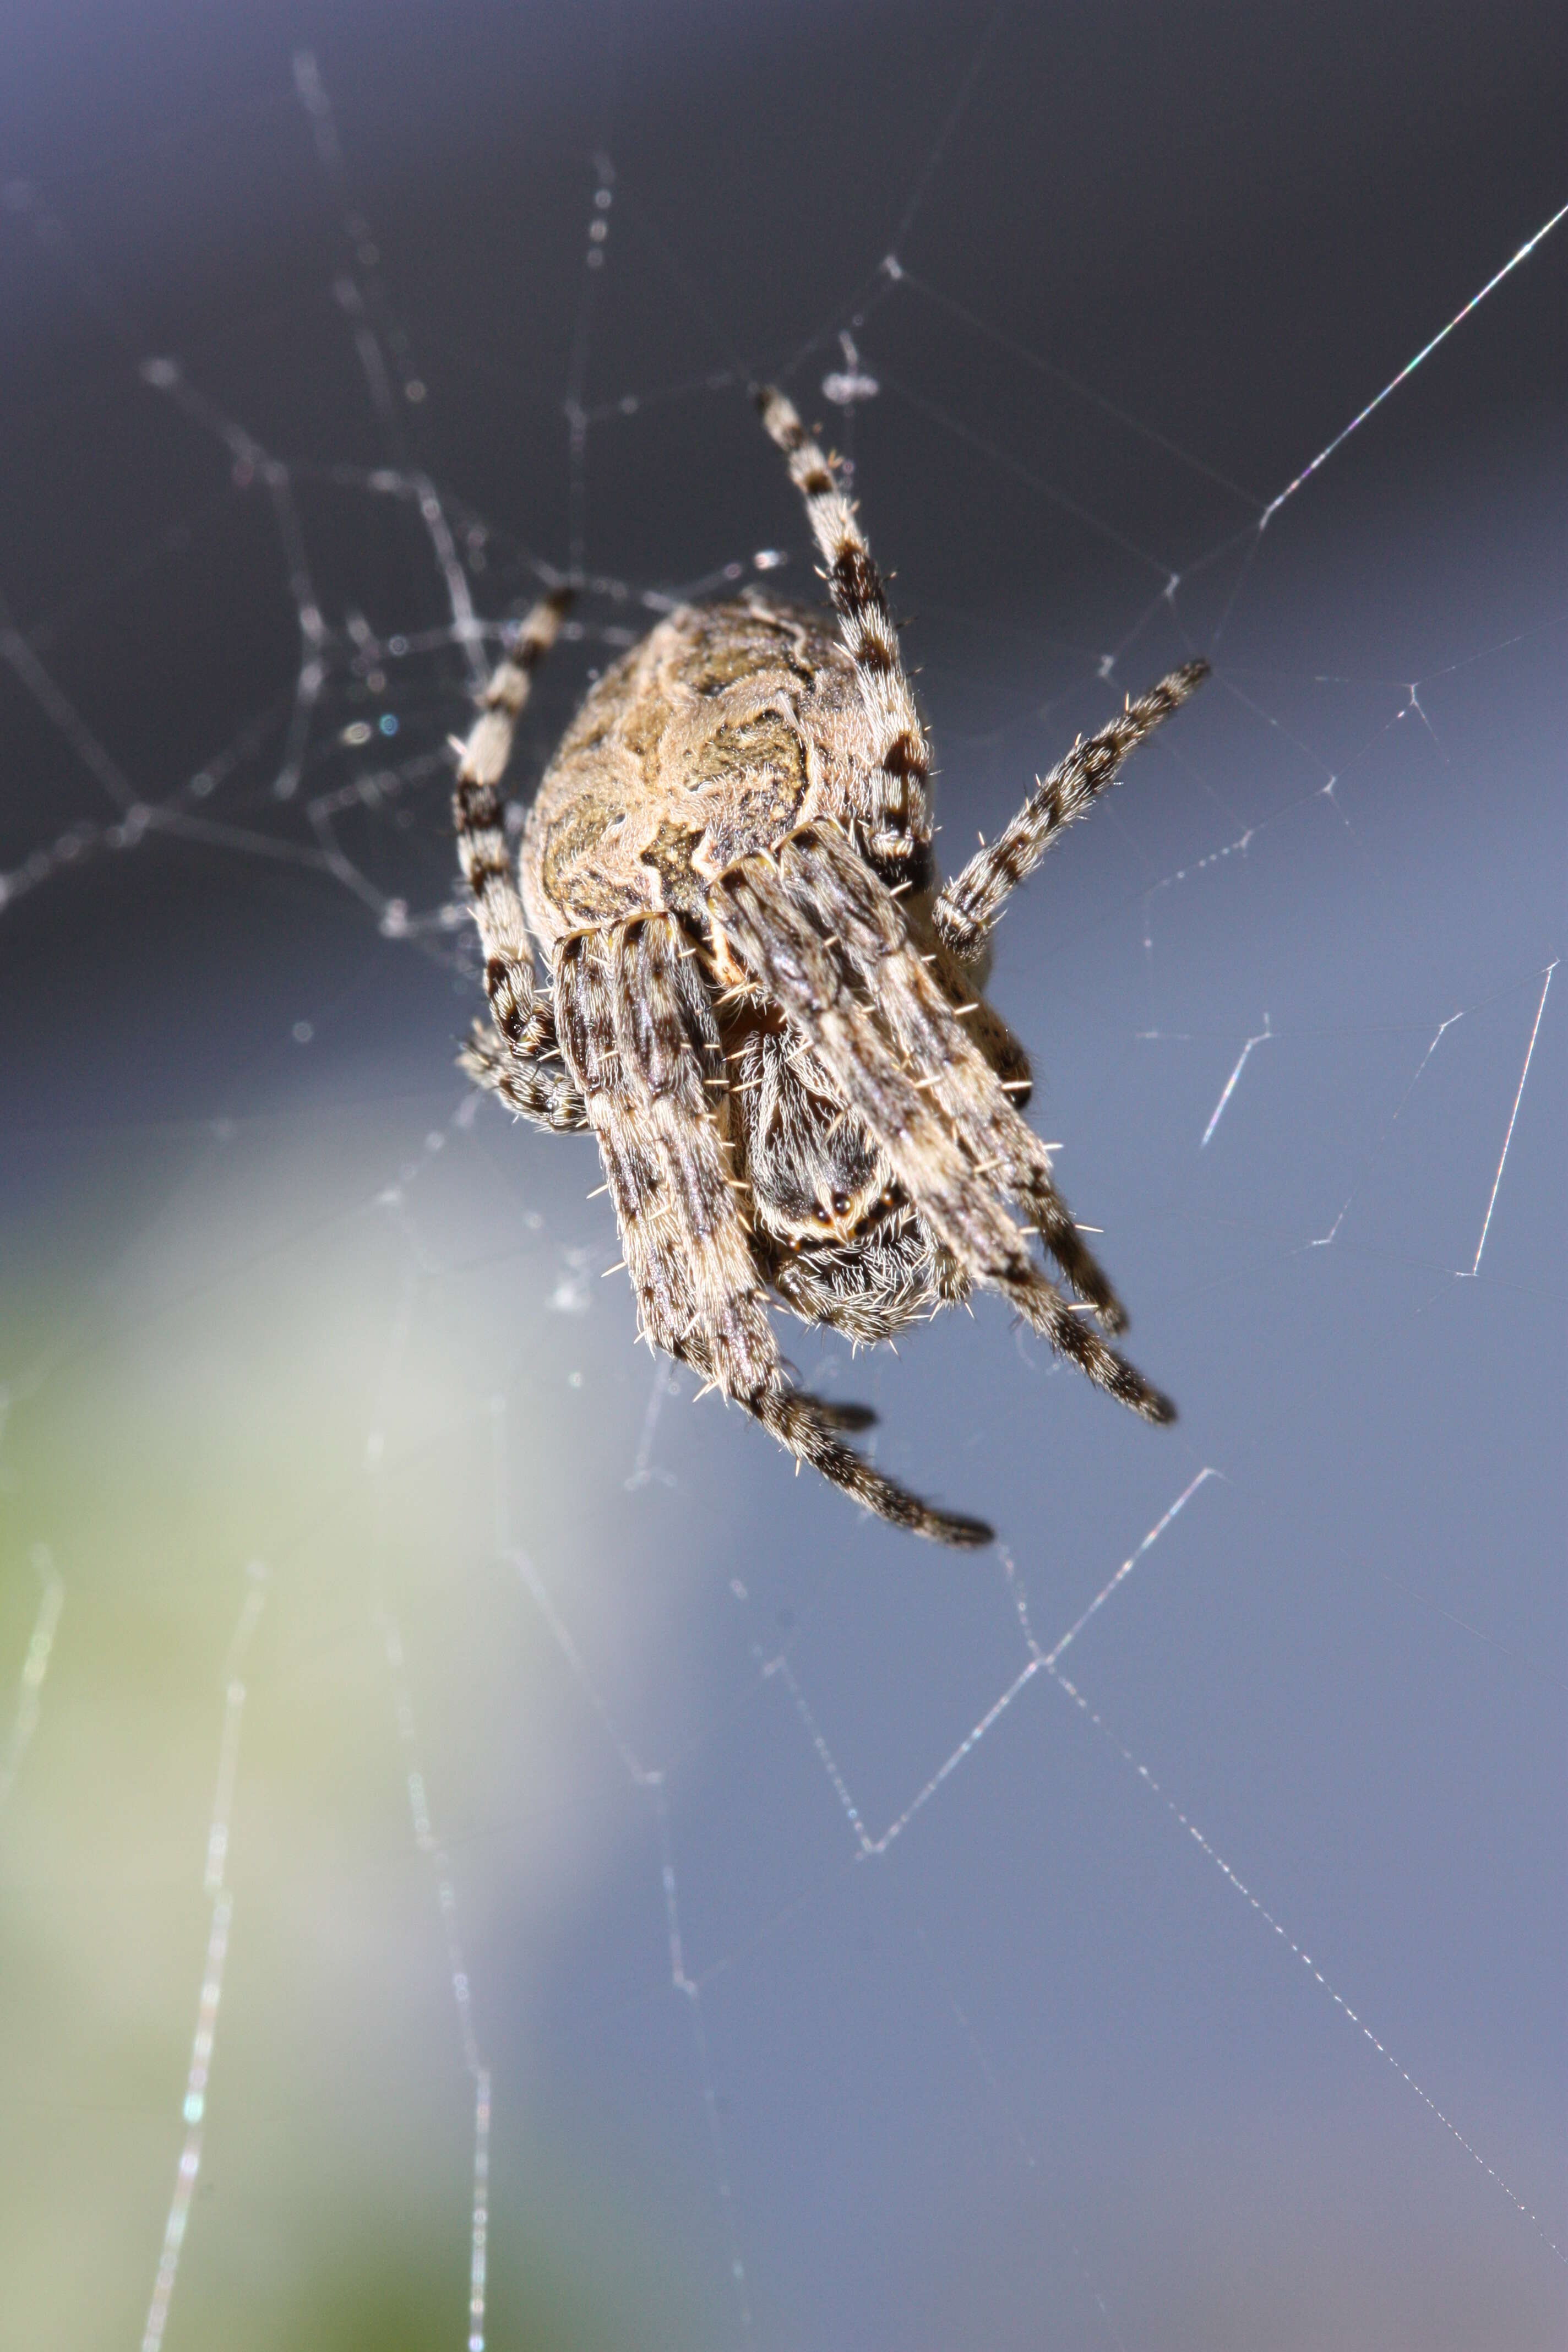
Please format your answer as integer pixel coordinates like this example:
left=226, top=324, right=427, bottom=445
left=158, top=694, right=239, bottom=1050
left=2, top=7, right=1564, bottom=2346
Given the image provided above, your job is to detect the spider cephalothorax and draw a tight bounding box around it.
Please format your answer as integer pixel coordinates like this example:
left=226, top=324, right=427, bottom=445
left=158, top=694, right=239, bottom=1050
left=454, top=388, right=1207, bottom=1544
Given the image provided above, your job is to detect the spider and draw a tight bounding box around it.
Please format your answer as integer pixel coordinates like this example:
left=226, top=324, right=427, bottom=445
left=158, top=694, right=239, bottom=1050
left=453, top=388, right=1207, bottom=1545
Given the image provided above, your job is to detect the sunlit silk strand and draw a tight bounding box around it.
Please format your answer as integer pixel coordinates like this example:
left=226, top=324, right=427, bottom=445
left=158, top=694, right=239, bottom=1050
left=378, top=1606, right=496, bottom=2352
left=141, top=1566, right=266, bottom=2352
left=1261, top=198, right=1568, bottom=526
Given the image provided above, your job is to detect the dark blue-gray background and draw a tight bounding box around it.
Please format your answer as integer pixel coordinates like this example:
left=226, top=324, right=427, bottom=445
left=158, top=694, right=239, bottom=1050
left=1, top=4, right=1563, bottom=2345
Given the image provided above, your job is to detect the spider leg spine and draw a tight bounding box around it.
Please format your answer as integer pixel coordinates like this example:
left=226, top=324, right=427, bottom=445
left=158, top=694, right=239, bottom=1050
left=453, top=588, right=575, bottom=1087
left=711, top=828, right=1170, bottom=1412
left=459, top=1018, right=587, bottom=1131
left=556, top=915, right=986, bottom=1542
left=935, top=658, right=1210, bottom=960
left=757, top=385, right=932, bottom=858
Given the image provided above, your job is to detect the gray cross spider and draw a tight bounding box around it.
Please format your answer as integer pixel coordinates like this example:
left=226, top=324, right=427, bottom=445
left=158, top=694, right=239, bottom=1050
left=453, top=387, right=1207, bottom=1544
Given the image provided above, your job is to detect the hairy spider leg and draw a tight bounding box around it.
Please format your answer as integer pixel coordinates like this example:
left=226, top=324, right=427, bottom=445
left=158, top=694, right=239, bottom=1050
left=756, top=386, right=930, bottom=864
left=782, top=824, right=1134, bottom=1330
left=458, top=1018, right=586, bottom=1130
left=554, top=915, right=991, bottom=1547
left=711, top=828, right=1174, bottom=1420
left=934, top=658, right=1211, bottom=962
left=453, top=587, right=576, bottom=1099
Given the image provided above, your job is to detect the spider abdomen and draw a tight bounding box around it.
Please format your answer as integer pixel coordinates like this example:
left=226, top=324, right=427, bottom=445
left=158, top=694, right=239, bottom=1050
left=520, top=594, right=872, bottom=951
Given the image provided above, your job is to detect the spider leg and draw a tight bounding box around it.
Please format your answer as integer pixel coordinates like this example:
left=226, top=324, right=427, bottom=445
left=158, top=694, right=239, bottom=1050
left=453, top=587, right=574, bottom=1066
left=554, top=916, right=990, bottom=1547
left=459, top=1017, right=586, bottom=1131
left=756, top=386, right=930, bottom=863
left=933, top=660, right=1209, bottom=962
left=710, top=826, right=1174, bottom=1419
left=813, top=842, right=1128, bottom=1329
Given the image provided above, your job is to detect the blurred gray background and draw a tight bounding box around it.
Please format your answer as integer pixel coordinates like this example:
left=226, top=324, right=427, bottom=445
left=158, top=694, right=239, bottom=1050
left=1, top=3, right=1564, bottom=2346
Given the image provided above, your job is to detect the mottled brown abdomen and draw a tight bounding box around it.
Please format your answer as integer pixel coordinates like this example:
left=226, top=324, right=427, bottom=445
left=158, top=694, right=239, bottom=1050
left=519, top=593, right=878, bottom=951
